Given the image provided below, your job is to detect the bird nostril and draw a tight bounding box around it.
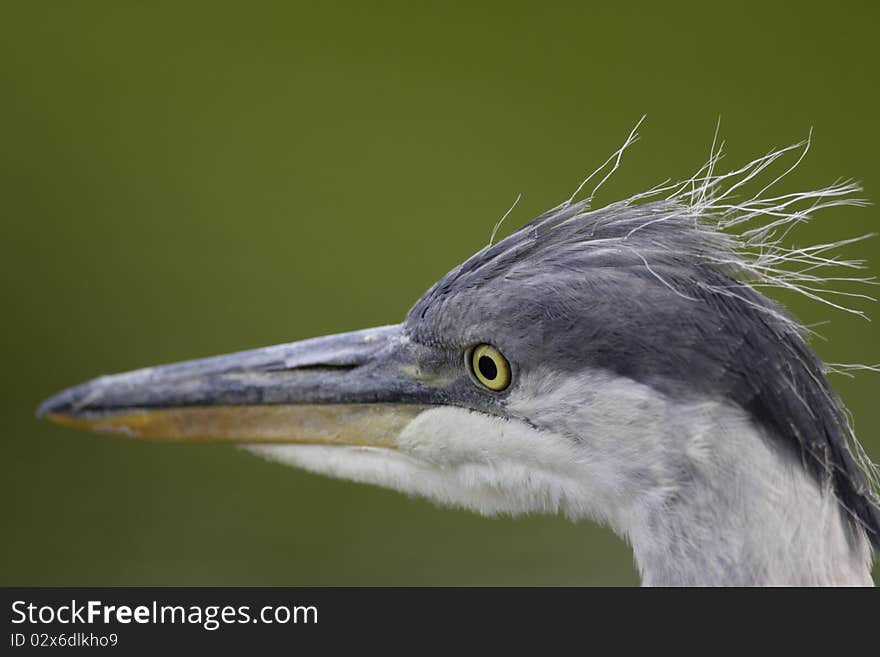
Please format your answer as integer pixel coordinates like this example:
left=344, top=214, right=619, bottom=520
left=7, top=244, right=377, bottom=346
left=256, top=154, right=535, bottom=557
left=286, top=363, right=360, bottom=372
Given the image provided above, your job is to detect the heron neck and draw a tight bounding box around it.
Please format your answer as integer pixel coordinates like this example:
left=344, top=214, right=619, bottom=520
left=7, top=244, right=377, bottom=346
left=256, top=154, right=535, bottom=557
left=623, top=416, right=873, bottom=586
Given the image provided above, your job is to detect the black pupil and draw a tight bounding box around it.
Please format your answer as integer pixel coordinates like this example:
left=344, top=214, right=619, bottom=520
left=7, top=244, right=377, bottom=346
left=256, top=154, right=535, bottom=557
left=478, top=355, right=498, bottom=380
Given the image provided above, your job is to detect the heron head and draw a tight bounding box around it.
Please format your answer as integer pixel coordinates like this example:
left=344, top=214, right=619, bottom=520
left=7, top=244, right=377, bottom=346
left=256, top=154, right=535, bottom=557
left=38, top=171, right=880, bottom=552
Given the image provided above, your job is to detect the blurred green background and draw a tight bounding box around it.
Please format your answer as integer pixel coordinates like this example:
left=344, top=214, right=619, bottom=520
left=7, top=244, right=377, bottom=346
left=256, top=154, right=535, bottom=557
left=1, top=2, right=877, bottom=586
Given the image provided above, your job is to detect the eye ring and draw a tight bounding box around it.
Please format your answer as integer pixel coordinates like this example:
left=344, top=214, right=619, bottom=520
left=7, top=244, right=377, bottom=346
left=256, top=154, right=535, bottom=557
left=469, top=344, right=511, bottom=392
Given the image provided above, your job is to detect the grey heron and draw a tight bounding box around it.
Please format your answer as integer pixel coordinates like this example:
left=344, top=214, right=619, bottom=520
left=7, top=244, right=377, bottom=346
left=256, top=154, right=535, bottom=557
left=37, top=127, right=880, bottom=586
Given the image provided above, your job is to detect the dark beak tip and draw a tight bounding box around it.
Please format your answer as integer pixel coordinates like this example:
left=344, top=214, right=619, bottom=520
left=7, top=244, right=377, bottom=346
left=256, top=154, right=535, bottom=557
left=36, top=386, right=81, bottom=420
left=36, top=394, right=63, bottom=420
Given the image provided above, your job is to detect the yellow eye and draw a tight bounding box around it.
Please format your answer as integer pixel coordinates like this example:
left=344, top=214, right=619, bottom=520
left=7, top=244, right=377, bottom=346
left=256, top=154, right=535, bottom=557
left=470, top=344, right=511, bottom=392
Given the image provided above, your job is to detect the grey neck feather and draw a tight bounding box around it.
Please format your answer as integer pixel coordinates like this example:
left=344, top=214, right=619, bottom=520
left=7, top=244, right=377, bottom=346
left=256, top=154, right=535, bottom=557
left=626, top=411, right=873, bottom=586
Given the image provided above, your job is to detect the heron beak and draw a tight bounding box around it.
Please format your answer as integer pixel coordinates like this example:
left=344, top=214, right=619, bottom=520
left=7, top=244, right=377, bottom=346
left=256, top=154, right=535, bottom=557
left=36, top=324, right=433, bottom=447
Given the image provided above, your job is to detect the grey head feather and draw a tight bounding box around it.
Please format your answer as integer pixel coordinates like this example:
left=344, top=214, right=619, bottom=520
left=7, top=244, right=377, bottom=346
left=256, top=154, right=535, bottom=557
left=406, top=167, right=880, bottom=548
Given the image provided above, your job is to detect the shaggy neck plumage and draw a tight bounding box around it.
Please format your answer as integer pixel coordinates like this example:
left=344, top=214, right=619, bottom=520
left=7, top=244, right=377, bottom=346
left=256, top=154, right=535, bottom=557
left=504, top=369, right=875, bottom=586
left=623, top=419, right=873, bottom=586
